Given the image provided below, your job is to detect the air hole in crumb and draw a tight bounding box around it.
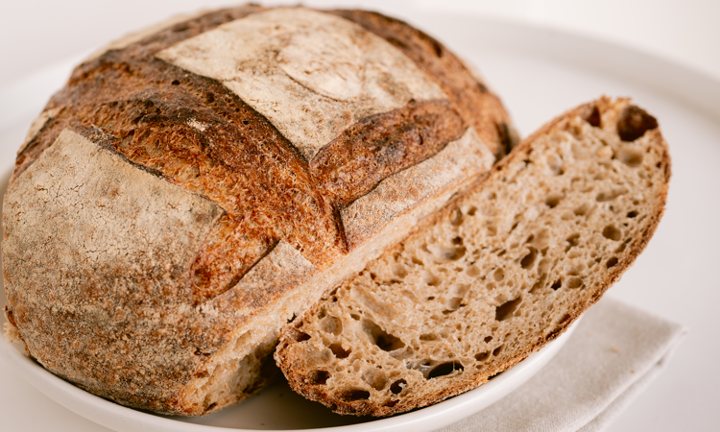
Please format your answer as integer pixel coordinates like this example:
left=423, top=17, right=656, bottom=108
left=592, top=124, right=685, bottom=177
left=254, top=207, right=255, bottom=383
left=606, top=257, right=619, bottom=268
left=475, top=352, right=489, bottom=361
left=574, top=203, right=591, bottom=216
left=310, top=370, right=329, bottom=385
left=546, top=154, right=564, bottom=175
left=340, top=389, right=370, bottom=401
left=551, top=280, right=562, bottom=290
left=493, top=345, right=504, bottom=356
left=390, top=379, right=407, bottom=394
left=428, top=361, right=464, bottom=379
left=585, top=105, right=601, bottom=127
left=206, top=402, right=217, bottom=411
left=521, top=247, right=538, bottom=269
left=441, top=245, right=466, bottom=261
left=452, top=236, right=464, bottom=245
left=384, top=400, right=399, bottom=408
left=171, top=80, right=180, bottom=85
left=466, top=265, right=481, bottom=277
left=602, top=225, right=622, bottom=241
left=467, top=206, right=477, bottom=216
left=292, top=330, right=311, bottom=342
left=627, top=211, right=638, bottom=218
left=424, top=272, right=441, bottom=287
left=393, top=265, right=408, bottom=278
left=350, top=313, right=360, bottom=321
left=495, top=297, right=522, bottom=321
left=362, top=319, right=405, bottom=351
left=484, top=336, right=493, bottom=343
left=447, top=297, right=463, bottom=310
left=596, top=188, right=627, bottom=202
left=319, top=316, right=343, bottom=336
left=566, top=234, right=580, bottom=251
left=545, top=195, right=563, bottom=208
left=617, top=105, right=658, bottom=141
left=420, top=333, right=438, bottom=341
left=362, top=369, right=387, bottom=391
left=493, top=268, right=505, bottom=281
left=616, top=147, right=644, bottom=167
left=450, top=208, right=463, bottom=226
left=329, top=343, right=351, bottom=359
left=567, top=277, right=583, bottom=289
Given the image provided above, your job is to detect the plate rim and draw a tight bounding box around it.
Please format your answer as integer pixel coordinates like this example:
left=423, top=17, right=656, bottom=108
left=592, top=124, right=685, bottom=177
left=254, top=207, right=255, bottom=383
left=0, top=320, right=578, bottom=432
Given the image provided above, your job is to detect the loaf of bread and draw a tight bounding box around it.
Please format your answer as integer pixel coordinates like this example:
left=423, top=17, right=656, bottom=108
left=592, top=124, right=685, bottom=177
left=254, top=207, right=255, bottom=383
left=1, top=5, right=514, bottom=415
left=275, top=97, right=670, bottom=416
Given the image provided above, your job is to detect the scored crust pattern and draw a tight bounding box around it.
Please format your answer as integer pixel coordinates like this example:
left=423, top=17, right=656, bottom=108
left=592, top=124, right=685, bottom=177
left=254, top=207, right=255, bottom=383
left=4, top=5, right=513, bottom=414
left=11, top=5, right=507, bottom=302
left=157, top=8, right=447, bottom=161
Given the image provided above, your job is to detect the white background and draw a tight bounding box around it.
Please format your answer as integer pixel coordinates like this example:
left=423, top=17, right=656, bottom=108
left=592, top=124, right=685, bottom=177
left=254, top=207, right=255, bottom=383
left=1, top=1, right=719, bottom=431
left=2, top=0, right=719, bottom=83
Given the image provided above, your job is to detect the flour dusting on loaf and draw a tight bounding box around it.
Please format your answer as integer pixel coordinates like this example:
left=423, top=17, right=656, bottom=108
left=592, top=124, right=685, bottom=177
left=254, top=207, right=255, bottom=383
left=157, top=8, right=446, bottom=160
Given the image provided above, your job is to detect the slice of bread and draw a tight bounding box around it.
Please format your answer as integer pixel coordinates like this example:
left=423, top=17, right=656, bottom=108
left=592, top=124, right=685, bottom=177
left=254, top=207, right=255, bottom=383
left=275, top=97, right=671, bottom=416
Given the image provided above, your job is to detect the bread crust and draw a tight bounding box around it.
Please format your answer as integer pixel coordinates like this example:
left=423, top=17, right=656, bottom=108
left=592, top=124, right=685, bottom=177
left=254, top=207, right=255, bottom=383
left=2, top=5, right=511, bottom=415
left=275, top=97, right=671, bottom=416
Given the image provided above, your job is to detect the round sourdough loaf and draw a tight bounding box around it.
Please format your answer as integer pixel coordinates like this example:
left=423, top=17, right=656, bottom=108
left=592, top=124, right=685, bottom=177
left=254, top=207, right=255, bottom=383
left=2, top=5, right=514, bottom=415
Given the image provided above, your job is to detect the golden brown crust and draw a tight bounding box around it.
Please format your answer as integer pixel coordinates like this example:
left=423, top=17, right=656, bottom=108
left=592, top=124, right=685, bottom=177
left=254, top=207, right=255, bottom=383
left=275, top=97, right=671, bottom=416
left=329, top=9, right=514, bottom=159
left=311, top=99, right=465, bottom=208
left=3, top=5, right=512, bottom=415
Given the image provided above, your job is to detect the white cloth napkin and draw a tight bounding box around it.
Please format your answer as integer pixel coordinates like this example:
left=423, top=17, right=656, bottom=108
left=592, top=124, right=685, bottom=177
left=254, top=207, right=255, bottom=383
left=438, top=297, right=686, bottom=432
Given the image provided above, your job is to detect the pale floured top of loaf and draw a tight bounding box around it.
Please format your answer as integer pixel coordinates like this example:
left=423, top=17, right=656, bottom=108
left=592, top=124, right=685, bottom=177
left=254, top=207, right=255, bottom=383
left=275, top=97, right=670, bottom=416
left=157, top=8, right=446, bottom=160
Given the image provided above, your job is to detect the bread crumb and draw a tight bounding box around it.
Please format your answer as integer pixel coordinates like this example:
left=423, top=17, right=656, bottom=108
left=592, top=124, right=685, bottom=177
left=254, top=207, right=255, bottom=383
left=3, top=322, right=20, bottom=343
left=612, top=347, right=619, bottom=353
left=597, top=146, right=613, bottom=158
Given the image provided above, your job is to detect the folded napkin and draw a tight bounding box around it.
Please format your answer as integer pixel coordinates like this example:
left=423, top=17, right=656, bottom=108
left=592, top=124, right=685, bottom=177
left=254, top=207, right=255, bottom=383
left=439, top=296, right=686, bottom=432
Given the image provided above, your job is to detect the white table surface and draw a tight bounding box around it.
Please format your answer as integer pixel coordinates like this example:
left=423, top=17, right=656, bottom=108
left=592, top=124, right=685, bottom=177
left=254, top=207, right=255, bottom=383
left=1, top=1, right=719, bottom=431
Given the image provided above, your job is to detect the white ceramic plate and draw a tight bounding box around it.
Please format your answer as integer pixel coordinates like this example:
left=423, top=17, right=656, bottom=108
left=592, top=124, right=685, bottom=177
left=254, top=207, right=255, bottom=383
left=2, top=7, right=720, bottom=432
left=0, top=323, right=576, bottom=432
